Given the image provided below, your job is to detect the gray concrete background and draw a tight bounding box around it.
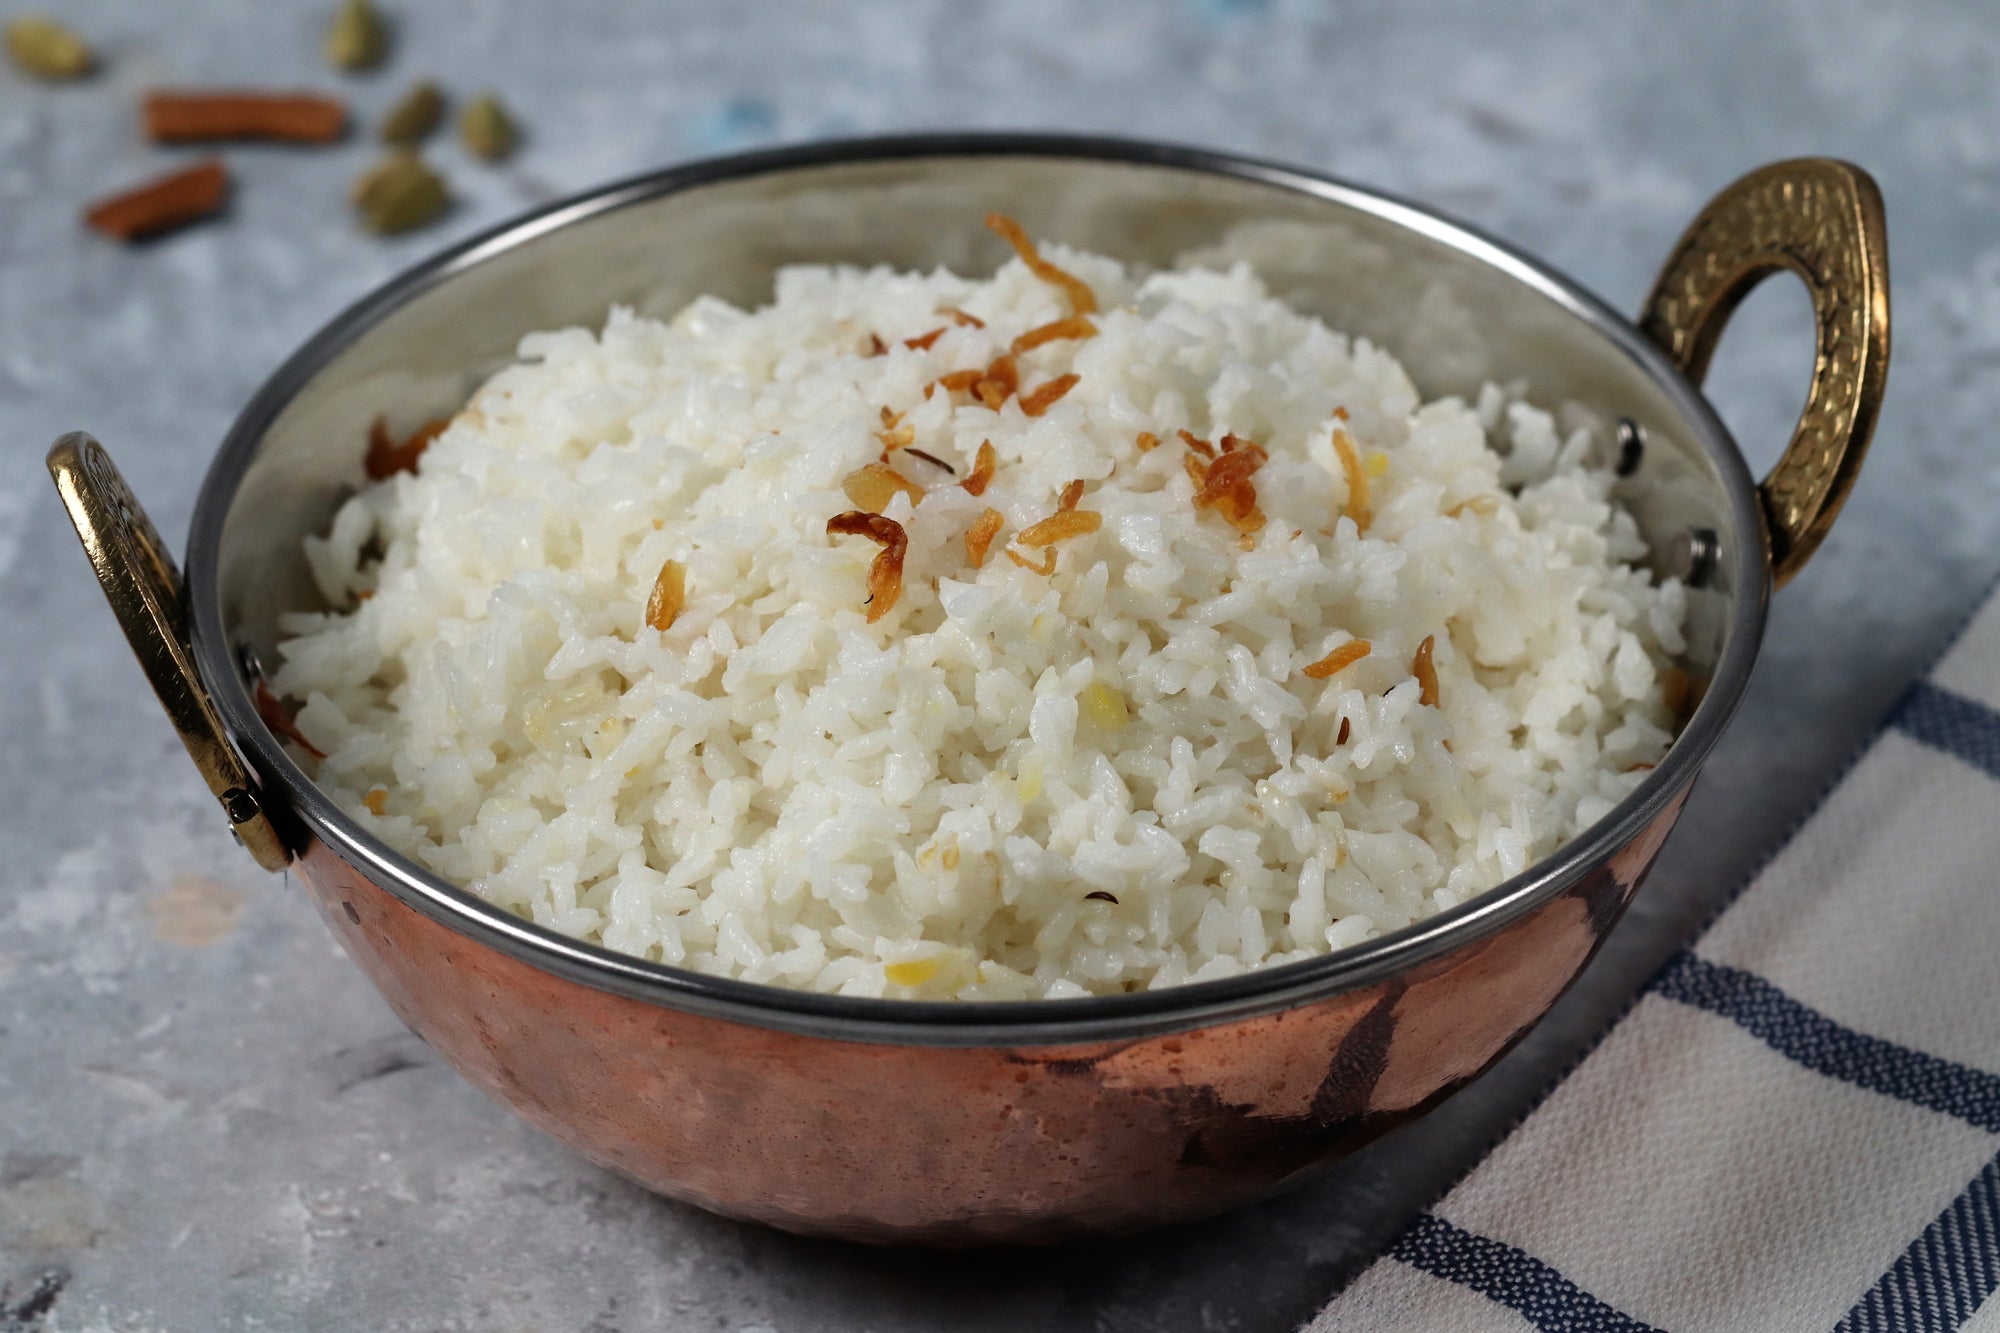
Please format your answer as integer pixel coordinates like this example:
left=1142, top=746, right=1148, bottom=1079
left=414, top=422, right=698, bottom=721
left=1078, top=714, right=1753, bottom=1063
left=3, top=2, right=1996, bottom=1328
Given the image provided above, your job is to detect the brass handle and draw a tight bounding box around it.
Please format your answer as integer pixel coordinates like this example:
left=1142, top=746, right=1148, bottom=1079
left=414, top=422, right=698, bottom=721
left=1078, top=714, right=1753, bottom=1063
left=47, top=434, right=292, bottom=871
left=1640, top=158, right=1890, bottom=588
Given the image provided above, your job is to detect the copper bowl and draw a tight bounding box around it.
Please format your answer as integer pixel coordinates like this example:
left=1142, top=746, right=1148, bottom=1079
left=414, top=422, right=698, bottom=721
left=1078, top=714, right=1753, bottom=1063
left=48, top=136, right=1888, bottom=1244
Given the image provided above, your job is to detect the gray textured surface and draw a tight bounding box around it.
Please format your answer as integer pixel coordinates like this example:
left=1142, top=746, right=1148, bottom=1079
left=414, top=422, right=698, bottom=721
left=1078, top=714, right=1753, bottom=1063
left=3, top=1, right=1995, bottom=1329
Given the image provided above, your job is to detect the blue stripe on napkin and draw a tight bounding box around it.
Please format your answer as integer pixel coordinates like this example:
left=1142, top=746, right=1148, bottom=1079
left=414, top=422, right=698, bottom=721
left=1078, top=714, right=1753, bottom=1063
left=1835, top=1149, right=2000, bottom=1333
left=1652, top=952, right=2000, bottom=1133
left=1386, top=1212, right=1662, bottom=1333
left=1893, top=680, right=2000, bottom=780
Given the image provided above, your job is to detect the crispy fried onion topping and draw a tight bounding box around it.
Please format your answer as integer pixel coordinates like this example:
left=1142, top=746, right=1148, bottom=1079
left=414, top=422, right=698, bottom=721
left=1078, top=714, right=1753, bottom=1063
left=1185, top=435, right=1268, bottom=538
left=974, top=353, right=1018, bottom=409
left=255, top=679, right=325, bottom=758
left=965, top=507, right=1004, bottom=568
left=1017, top=509, right=1101, bottom=548
left=1332, top=425, right=1371, bottom=534
left=960, top=440, right=998, bottom=497
left=645, top=558, right=686, bottom=631
left=365, top=415, right=449, bottom=479
left=931, top=368, right=983, bottom=397
left=1303, top=639, right=1371, bottom=680
left=1010, top=315, right=1097, bottom=355
left=1019, top=373, right=1079, bottom=417
left=875, top=406, right=915, bottom=453
left=1413, top=634, right=1439, bottom=707
left=827, top=511, right=908, bottom=622
left=1005, top=546, right=1057, bottom=576
left=985, top=213, right=1098, bottom=315
left=842, top=462, right=924, bottom=514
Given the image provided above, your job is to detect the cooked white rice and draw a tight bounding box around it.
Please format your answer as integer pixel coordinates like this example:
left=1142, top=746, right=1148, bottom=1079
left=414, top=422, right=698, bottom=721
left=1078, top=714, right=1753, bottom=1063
left=272, top=230, right=1686, bottom=1001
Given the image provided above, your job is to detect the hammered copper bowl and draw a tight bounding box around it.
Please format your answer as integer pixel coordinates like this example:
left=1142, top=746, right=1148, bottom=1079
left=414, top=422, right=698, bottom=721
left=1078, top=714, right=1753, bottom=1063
left=49, top=135, right=1888, bottom=1245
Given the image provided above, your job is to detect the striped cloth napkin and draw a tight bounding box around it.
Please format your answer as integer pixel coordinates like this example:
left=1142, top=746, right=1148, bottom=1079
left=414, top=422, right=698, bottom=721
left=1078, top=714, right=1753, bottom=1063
left=1311, top=590, right=2000, bottom=1333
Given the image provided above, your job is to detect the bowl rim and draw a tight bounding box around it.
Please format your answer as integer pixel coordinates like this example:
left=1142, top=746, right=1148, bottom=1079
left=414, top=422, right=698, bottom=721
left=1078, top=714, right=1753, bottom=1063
left=187, top=131, right=1768, bottom=1045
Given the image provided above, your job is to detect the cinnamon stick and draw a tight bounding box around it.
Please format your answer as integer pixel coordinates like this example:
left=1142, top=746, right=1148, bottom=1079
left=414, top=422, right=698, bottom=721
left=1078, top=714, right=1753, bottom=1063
left=144, top=91, right=347, bottom=144
left=84, top=160, right=231, bottom=241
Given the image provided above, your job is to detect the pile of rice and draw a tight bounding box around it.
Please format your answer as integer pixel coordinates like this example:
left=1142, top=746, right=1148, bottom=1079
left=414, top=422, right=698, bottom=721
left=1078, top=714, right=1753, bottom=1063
left=272, top=219, right=1687, bottom=1001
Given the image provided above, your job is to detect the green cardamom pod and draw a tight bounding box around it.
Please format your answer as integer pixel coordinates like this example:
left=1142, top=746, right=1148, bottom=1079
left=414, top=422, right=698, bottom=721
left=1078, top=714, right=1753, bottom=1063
left=352, top=152, right=448, bottom=235
left=5, top=15, right=93, bottom=79
left=380, top=81, right=444, bottom=144
left=459, top=94, right=519, bottom=162
left=325, top=0, right=388, bottom=72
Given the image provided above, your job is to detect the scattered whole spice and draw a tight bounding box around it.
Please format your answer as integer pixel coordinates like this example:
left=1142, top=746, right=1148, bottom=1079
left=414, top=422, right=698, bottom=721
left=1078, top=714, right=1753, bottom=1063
left=352, top=151, right=449, bottom=234
left=645, top=558, right=686, bottom=632
left=985, top=212, right=1098, bottom=315
left=904, top=447, right=955, bottom=475
left=325, top=0, right=389, bottom=72
left=144, top=91, right=348, bottom=144
left=1136, top=430, right=1160, bottom=453
left=1413, top=634, right=1440, bottom=707
left=84, top=160, right=230, bottom=242
left=964, top=508, right=1004, bottom=569
left=865, top=333, right=888, bottom=357
left=1083, top=890, right=1119, bottom=904
left=841, top=462, right=923, bottom=514
left=1336, top=717, right=1352, bottom=745
left=1010, top=315, right=1097, bottom=355
left=5, top=14, right=92, bottom=80
left=1018, top=373, right=1079, bottom=417
left=380, top=80, right=444, bottom=144
left=255, top=680, right=324, bottom=759
left=1303, top=639, right=1371, bottom=680
left=960, top=441, right=997, bottom=497
left=1332, top=426, right=1371, bottom=534
left=364, top=415, right=448, bottom=478
left=459, top=93, right=518, bottom=161
left=827, top=512, right=908, bottom=623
